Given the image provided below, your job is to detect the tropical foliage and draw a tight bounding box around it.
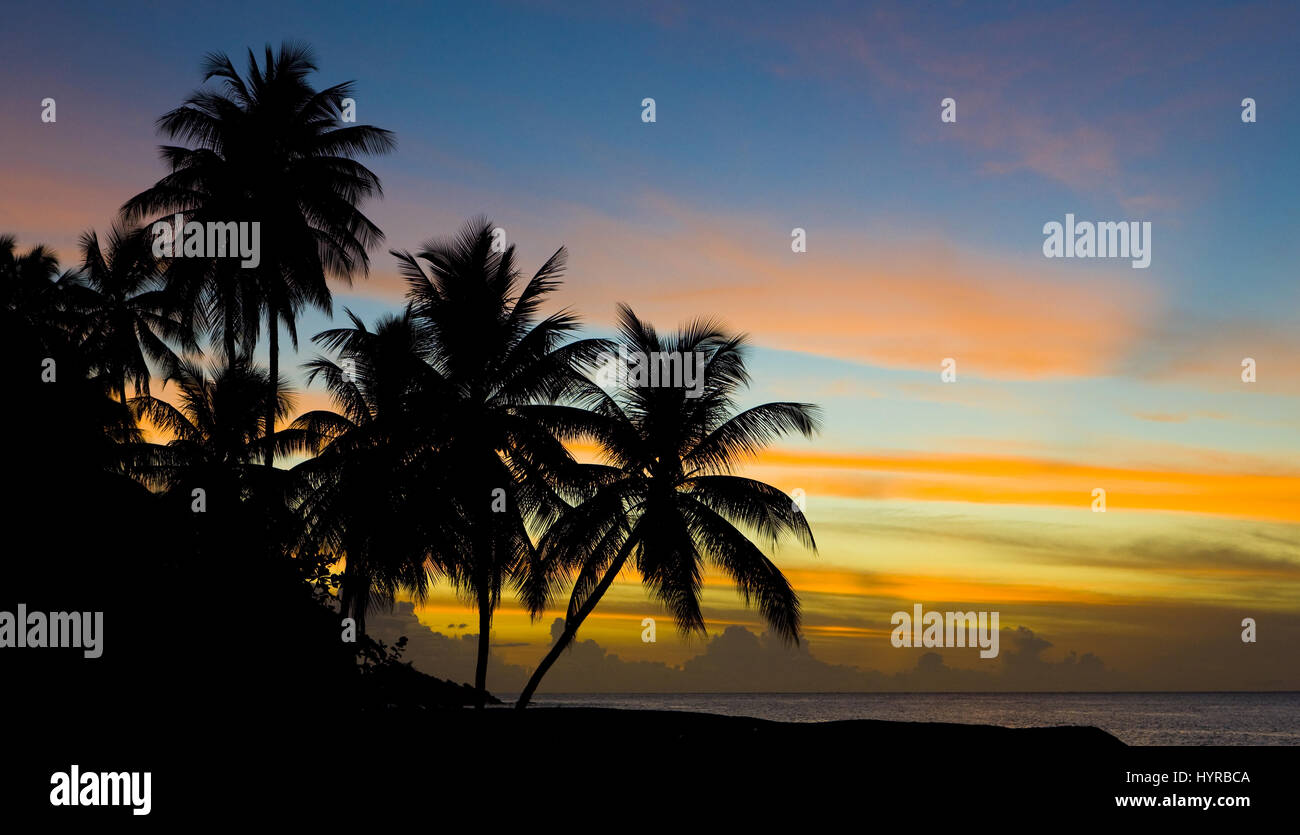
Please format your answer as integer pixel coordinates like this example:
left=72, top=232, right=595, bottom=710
left=1, top=42, right=819, bottom=710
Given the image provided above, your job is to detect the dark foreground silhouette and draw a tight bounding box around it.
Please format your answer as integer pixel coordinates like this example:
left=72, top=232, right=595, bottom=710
left=445, top=705, right=1125, bottom=749
left=12, top=700, right=1293, bottom=822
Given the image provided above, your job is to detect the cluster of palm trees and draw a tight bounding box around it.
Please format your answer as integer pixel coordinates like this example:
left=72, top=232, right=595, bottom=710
left=5, top=43, right=820, bottom=709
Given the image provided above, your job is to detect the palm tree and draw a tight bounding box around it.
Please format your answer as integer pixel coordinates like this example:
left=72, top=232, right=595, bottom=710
left=389, top=218, right=608, bottom=707
left=121, top=42, right=394, bottom=469
left=515, top=305, right=820, bottom=708
left=128, top=356, right=302, bottom=501
left=1, top=235, right=142, bottom=472
left=1, top=235, right=89, bottom=350
left=290, top=308, right=456, bottom=636
left=71, top=224, right=189, bottom=404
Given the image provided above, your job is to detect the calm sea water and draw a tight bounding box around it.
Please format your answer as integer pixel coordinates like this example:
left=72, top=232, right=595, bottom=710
left=531, top=692, right=1300, bottom=746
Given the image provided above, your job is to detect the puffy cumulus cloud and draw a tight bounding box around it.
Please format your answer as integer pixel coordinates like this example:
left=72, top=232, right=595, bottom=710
left=366, top=604, right=1119, bottom=696
left=896, top=626, right=1117, bottom=691
left=680, top=625, right=887, bottom=691
left=364, top=608, right=676, bottom=694
left=523, top=618, right=679, bottom=693
left=363, top=601, right=530, bottom=693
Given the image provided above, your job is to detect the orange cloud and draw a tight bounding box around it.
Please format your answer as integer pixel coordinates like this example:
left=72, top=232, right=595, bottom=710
left=742, top=448, right=1300, bottom=522
left=557, top=198, right=1155, bottom=380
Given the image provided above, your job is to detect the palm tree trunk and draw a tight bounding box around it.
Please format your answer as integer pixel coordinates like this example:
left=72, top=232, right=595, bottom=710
left=474, top=586, right=491, bottom=709
left=514, top=624, right=574, bottom=711
left=265, top=306, right=277, bottom=469
left=515, top=536, right=637, bottom=709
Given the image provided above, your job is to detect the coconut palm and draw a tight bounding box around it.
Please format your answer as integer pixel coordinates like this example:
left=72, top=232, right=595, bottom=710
left=121, top=41, right=394, bottom=469
left=0, top=235, right=89, bottom=349
left=386, top=218, right=609, bottom=707
left=71, top=224, right=190, bottom=404
left=128, top=356, right=302, bottom=501
left=1, top=235, right=142, bottom=472
left=290, top=309, right=457, bottom=636
left=515, top=305, right=820, bottom=708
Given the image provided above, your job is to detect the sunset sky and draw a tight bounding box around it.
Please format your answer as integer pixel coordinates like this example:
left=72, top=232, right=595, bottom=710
left=3, top=0, right=1298, bottom=691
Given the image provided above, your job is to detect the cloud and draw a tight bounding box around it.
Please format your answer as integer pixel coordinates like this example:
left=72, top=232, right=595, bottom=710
left=555, top=197, right=1155, bottom=381
left=367, top=603, right=1122, bottom=695
left=679, top=624, right=887, bottom=691
left=740, top=447, right=1300, bottom=522
left=607, top=0, right=1289, bottom=204
left=1117, top=314, right=1300, bottom=394
left=1131, top=411, right=1228, bottom=423
left=363, top=602, right=530, bottom=693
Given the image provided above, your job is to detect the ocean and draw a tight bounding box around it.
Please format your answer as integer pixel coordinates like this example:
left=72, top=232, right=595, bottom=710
left=531, top=692, right=1300, bottom=745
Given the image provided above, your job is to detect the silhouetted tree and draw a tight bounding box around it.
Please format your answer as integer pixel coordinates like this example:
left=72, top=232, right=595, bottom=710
left=516, top=305, right=819, bottom=707
left=71, top=223, right=189, bottom=403
left=291, top=309, right=455, bottom=635
left=384, top=218, right=607, bottom=707
left=121, top=42, right=394, bottom=469
left=1, top=235, right=90, bottom=353
left=128, top=356, right=304, bottom=505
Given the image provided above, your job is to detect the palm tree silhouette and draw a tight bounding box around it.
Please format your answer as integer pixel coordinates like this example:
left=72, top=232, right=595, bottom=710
left=385, top=218, right=607, bottom=707
left=129, top=356, right=303, bottom=501
left=121, top=42, right=394, bottom=469
left=71, top=224, right=189, bottom=404
left=2, top=235, right=141, bottom=470
left=515, top=305, right=820, bottom=707
left=290, top=308, right=456, bottom=636
left=1, top=235, right=88, bottom=350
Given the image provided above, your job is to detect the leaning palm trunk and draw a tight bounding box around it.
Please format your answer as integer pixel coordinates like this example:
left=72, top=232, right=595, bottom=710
left=515, top=536, right=637, bottom=709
